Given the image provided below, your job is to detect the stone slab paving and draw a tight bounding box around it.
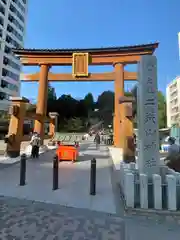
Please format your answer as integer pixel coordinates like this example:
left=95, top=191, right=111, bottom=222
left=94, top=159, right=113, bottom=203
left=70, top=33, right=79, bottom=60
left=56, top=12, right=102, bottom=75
left=0, top=196, right=125, bottom=240
left=124, top=214, right=180, bottom=240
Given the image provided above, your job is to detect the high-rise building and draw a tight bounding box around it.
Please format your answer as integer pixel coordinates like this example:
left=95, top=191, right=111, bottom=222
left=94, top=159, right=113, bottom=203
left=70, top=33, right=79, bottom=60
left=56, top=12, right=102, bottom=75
left=0, top=0, right=28, bottom=111
left=166, top=76, right=180, bottom=127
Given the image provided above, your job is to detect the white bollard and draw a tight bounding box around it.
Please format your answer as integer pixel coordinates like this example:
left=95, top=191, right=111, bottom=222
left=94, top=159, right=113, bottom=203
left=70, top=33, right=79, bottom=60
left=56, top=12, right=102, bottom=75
left=119, top=164, right=124, bottom=189
left=175, top=173, right=180, bottom=185
left=140, top=174, right=148, bottom=209
left=153, top=174, right=162, bottom=210
left=166, top=175, right=177, bottom=211
left=122, top=168, right=129, bottom=194
left=125, top=173, right=134, bottom=208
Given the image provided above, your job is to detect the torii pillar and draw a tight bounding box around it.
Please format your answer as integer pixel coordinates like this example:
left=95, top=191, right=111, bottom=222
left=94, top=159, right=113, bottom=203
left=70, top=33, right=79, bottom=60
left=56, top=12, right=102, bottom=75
left=113, top=63, right=125, bottom=149
left=34, top=64, right=49, bottom=144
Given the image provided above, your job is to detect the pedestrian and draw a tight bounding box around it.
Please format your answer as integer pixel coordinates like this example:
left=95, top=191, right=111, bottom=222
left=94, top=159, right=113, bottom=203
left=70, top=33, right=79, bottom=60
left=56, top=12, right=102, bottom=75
left=30, top=132, right=41, bottom=158
left=165, top=137, right=180, bottom=172
left=94, top=132, right=101, bottom=149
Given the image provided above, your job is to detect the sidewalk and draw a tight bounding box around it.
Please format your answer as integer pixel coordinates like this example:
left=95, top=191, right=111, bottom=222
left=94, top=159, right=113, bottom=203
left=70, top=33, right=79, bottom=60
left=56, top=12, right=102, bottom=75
left=0, top=143, right=117, bottom=214
left=0, top=142, right=125, bottom=239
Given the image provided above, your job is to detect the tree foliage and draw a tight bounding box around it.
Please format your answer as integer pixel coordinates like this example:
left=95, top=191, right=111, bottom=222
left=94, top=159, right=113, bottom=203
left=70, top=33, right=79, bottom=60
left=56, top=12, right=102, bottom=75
left=16, top=85, right=167, bottom=133
left=48, top=83, right=56, bottom=101
left=84, top=93, right=94, bottom=110
left=64, top=117, right=84, bottom=132
left=158, top=91, right=166, bottom=128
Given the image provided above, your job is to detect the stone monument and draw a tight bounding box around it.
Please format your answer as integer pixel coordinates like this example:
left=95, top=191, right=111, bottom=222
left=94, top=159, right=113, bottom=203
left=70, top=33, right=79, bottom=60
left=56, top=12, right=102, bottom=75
left=137, top=55, right=160, bottom=176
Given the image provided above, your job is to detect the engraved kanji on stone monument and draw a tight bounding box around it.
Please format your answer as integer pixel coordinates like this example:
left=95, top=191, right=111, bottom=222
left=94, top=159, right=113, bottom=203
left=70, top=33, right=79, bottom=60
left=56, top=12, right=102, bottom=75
left=137, top=55, right=160, bottom=176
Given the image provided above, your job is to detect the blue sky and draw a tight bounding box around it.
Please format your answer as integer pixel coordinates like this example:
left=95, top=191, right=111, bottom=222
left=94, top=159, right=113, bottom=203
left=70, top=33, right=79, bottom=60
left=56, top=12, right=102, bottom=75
left=21, top=0, right=180, bottom=101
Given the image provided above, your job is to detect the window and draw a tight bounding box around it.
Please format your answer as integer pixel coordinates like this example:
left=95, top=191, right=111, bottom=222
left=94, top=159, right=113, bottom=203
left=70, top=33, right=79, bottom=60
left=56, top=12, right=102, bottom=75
left=10, top=4, right=24, bottom=23
left=0, top=92, right=10, bottom=100
left=0, top=4, right=5, bottom=15
left=4, top=46, right=11, bottom=54
left=1, top=0, right=7, bottom=5
left=12, top=0, right=25, bottom=13
left=3, top=56, right=8, bottom=65
left=2, top=68, right=7, bottom=76
left=3, top=56, right=21, bottom=71
left=1, top=80, right=18, bottom=92
left=2, top=68, right=19, bottom=81
left=0, top=16, right=3, bottom=26
left=6, top=34, right=21, bottom=48
left=1, top=79, right=8, bottom=88
left=7, top=24, right=23, bottom=42
left=6, top=35, right=12, bottom=44
left=8, top=14, right=24, bottom=32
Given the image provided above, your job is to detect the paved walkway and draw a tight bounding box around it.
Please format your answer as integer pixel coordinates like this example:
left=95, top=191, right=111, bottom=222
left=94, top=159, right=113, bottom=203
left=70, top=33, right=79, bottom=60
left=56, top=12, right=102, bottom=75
left=0, top=142, right=125, bottom=239
left=0, top=142, right=180, bottom=239
left=0, top=196, right=124, bottom=240
left=124, top=214, right=180, bottom=240
left=0, top=143, right=117, bottom=213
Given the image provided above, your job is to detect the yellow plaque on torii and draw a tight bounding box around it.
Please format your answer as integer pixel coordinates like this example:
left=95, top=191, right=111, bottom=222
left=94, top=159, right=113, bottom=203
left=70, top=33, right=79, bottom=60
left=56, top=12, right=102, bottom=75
left=72, top=53, right=89, bottom=77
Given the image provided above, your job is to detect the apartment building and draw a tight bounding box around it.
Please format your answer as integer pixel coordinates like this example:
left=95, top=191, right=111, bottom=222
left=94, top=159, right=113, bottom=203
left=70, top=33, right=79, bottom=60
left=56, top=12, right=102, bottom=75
left=166, top=76, right=180, bottom=127
left=0, top=0, right=28, bottom=111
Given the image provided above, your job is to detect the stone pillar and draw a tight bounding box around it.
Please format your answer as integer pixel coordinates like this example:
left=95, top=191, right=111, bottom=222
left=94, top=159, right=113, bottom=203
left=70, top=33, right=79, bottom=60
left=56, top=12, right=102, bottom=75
left=125, top=172, right=135, bottom=207
left=139, top=174, right=148, bottom=209
left=49, top=118, right=55, bottom=137
left=6, top=97, right=29, bottom=158
left=49, top=112, right=59, bottom=137
left=34, top=64, right=49, bottom=144
left=137, top=55, right=160, bottom=176
left=123, top=103, right=135, bottom=162
left=166, top=175, right=177, bottom=211
left=153, top=174, right=162, bottom=210
left=114, top=63, right=124, bottom=148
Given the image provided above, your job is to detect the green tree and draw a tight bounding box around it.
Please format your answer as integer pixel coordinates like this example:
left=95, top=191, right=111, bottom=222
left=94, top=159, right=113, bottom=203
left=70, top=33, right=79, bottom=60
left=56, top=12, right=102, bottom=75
left=48, top=83, right=57, bottom=101
left=84, top=93, right=94, bottom=110
left=158, top=91, right=166, bottom=129
left=64, top=117, right=83, bottom=132
left=97, top=91, right=114, bottom=111
left=96, top=91, right=114, bottom=127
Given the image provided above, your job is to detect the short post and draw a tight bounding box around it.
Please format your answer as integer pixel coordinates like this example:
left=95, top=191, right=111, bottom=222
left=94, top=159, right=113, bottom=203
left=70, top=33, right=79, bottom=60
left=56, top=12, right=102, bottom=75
left=20, top=153, right=26, bottom=186
left=90, top=158, right=96, bottom=195
left=53, top=154, right=59, bottom=190
left=166, top=174, right=177, bottom=211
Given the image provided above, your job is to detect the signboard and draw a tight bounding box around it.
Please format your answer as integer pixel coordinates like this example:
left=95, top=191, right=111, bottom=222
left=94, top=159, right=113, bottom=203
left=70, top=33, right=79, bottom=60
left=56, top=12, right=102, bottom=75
left=72, top=53, right=89, bottom=77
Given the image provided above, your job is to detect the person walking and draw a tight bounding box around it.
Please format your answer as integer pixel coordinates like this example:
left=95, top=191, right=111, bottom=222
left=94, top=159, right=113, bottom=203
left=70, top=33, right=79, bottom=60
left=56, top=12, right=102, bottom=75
left=30, top=132, right=41, bottom=158
left=94, top=132, right=101, bottom=149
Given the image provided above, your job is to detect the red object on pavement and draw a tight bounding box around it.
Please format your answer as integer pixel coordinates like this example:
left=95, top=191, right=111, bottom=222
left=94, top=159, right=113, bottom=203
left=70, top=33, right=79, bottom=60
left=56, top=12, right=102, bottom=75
left=56, top=144, right=79, bottom=162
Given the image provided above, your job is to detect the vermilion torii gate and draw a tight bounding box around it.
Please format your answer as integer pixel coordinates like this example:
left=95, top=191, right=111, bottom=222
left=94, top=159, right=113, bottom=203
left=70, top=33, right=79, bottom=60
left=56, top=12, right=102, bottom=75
left=13, top=43, right=158, bottom=158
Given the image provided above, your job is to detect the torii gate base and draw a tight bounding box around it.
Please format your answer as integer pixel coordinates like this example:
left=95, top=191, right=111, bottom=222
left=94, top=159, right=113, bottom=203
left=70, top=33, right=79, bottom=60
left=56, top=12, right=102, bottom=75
left=5, top=97, right=57, bottom=158
left=5, top=97, right=28, bottom=158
